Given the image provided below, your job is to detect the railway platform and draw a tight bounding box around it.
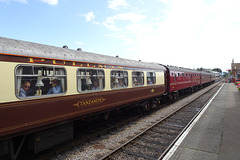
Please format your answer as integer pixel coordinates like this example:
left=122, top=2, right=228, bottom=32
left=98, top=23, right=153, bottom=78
left=165, top=83, right=240, bottom=160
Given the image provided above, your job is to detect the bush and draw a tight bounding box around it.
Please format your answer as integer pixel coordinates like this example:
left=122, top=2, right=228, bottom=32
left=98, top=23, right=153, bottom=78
left=237, top=84, right=240, bottom=92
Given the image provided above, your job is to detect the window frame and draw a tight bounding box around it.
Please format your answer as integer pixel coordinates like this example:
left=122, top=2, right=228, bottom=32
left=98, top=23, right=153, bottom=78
left=15, top=64, right=67, bottom=99
left=132, top=71, right=144, bottom=87
left=147, top=71, right=156, bottom=85
left=110, top=70, right=128, bottom=89
left=77, top=68, right=105, bottom=93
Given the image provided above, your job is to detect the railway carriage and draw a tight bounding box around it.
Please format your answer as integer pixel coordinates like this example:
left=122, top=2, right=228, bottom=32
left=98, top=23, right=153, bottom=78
left=0, top=37, right=166, bottom=158
left=200, top=71, right=212, bottom=86
left=165, top=66, right=201, bottom=92
left=160, top=65, right=202, bottom=100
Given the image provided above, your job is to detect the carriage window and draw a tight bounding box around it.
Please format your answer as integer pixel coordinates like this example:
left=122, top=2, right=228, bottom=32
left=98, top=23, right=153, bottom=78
left=16, top=65, right=66, bottom=98
left=147, top=72, right=156, bottom=85
left=111, top=70, right=128, bottom=89
left=77, top=69, right=105, bottom=92
left=132, top=71, right=144, bottom=87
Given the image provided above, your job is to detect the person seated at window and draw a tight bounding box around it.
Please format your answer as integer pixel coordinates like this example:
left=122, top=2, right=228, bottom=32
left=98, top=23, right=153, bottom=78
left=19, top=81, right=31, bottom=97
left=47, top=79, right=63, bottom=94
left=91, top=80, right=99, bottom=90
left=118, top=79, right=126, bottom=88
left=42, top=78, right=51, bottom=94
left=132, top=78, right=139, bottom=86
left=147, top=78, right=153, bottom=84
left=81, top=79, right=88, bottom=91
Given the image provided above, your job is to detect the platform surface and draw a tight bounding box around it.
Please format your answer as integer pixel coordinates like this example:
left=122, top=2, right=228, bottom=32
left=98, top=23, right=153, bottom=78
left=168, top=83, right=240, bottom=160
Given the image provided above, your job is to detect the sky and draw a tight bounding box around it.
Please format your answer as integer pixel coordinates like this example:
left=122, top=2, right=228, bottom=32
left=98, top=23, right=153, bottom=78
left=0, top=0, right=240, bottom=72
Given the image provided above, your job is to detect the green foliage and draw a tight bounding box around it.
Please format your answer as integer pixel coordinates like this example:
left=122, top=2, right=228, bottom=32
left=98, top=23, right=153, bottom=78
left=196, top=67, right=222, bottom=73
left=212, top=68, right=222, bottom=73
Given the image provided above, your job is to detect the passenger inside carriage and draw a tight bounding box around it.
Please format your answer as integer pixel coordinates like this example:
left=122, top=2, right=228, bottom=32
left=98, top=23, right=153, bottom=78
left=42, top=78, right=51, bottom=94
left=118, top=78, right=126, bottom=87
left=19, top=81, right=31, bottom=97
left=147, top=78, right=153, bottom=84
left=81, top=79, right=88, bottom=91
left=47, top=79, right=63, bottom=94
left=91, top=80, right=99, bottom=90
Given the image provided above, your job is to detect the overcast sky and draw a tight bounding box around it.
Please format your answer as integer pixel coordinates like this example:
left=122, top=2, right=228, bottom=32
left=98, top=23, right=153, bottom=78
left=1, top=0, right=239, bottom=72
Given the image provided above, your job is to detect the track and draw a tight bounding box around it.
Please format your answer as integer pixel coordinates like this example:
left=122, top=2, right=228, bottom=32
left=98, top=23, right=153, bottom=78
left=99, top=82, right=223, bottom=160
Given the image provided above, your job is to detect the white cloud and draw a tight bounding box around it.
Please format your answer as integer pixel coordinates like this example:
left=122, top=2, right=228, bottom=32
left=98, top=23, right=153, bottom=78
left=0, top=0, right=27, bottom=4
left=75, top=41, right=84, bottom=47
left=0, top=0, right=58, bottom=5
left=138, top=0, right=240, bottom=70
left=108, top=0, right=129, bottom=10
left=156, top=0, right=169, bottom=4
left=85, top=12, right=95, bottom=22
left=79, top=12, right=100, bottom=24
left=16, top=0, right=27, bottom=3
left=104, top=0, right=240, bottom=71
left=103, top=13, right=146, bottom=30
left=79, top=12, right=95, bottom=22
left=40, top=0, right=58, bottom=5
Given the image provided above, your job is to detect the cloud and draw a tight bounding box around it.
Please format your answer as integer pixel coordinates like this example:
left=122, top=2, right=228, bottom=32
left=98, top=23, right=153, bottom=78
left=79, top=12, right=96, bottom=22
left=0, top=0, right=27, bottom=4
left=102, top=0, right=240, bottom=71
left=0, top=0, right=58, bottom=5
left=123, top=0, right=240, bottom=70
left=40, top=0, right=58, bottom=5
left=16, top=0, right=27, bottom=3
left=85, top=12, right=95, bottom=22
left=75, top=41, right=85, bottom=47
left=156, top=0, right=169, bottom=4
left=103, top=13, right=146, bottom=30
left=78, top=12, right=101, bottom=25
left=108, top=0, right=129, bottom=10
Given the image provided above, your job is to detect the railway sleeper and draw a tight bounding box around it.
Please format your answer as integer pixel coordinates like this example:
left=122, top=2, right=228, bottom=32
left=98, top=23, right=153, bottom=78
left=161, top=122, right=185, bottom=129
left=138, top=137, right=169, bottom=147
left=134, top=142, right=162, bottom=152
left=165, top=116, right=190, bottom=122
left=158, top=125, right=183, bottom=131
left=152, top=129, right=179, bottom=137
left=124, top=149, right=158, bottom=160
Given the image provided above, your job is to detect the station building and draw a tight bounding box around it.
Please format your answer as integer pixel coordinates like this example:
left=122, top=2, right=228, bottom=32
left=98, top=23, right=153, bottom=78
left=231, top=59, right=240, bottom=83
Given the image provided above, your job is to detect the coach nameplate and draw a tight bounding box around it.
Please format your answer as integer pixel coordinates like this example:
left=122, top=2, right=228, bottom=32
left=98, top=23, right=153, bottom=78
left=73, top=97, right=106, bottom=108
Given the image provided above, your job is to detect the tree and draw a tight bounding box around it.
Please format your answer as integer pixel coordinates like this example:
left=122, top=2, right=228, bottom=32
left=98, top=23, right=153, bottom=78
left=196, top=67, right=204, bottom=71
left=222, top=72, right=228, bottom=77
left=212, top=68, right=222, bottom=73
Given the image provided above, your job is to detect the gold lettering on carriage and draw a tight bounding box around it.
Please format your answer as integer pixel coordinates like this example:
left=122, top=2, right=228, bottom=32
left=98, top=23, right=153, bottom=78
left=28, top=57, right=124, bottom=69
left=73, top=97, right=106, bottom=108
